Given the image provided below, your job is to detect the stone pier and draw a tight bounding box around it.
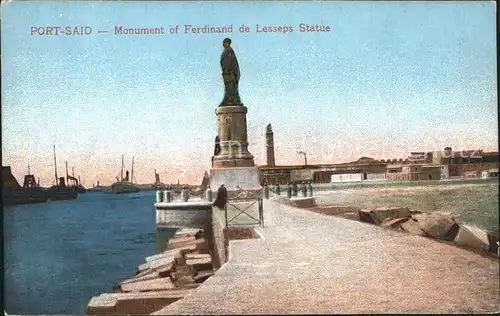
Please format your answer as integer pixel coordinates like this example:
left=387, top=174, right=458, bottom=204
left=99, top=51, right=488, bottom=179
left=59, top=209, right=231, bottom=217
left=153, top=198, right=500, bottom=314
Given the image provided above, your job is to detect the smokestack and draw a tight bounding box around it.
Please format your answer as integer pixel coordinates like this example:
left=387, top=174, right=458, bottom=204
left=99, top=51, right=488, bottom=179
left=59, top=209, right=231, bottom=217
left=266, top=124, right=275, bottom=167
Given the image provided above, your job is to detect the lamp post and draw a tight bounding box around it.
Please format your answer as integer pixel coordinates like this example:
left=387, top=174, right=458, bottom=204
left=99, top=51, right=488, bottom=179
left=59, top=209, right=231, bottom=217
left=297, top=151, right=308, bottom=167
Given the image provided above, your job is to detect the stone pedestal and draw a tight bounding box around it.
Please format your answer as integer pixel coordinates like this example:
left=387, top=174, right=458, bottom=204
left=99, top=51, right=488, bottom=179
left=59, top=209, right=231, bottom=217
left=209, top=167, right=261, bottom=194
left=212, top=106, right=255, bottom=168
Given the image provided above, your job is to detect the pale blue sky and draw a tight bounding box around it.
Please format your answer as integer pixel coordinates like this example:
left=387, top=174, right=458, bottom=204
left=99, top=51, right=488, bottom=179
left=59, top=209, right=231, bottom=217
left=1, top=1, right=497, bottom=185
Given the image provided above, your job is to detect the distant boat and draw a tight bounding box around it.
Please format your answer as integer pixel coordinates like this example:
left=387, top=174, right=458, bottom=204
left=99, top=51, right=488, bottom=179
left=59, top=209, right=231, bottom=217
left=47, top=145, right=78, bottom=201
left=2, top=166, right=49, bottom=205
left=111, top=155, right=139, bottom=194
left=65, top=162, right=87, bottom=193
left=153, top=169, right=167, bottom=190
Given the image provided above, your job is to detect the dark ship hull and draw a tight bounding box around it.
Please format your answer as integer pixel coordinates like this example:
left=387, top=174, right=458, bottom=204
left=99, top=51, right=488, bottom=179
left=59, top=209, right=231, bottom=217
left=68, top=185, right=87, bottom=194
left=3, top=188, right=49, bottom=206
left=2, top=166, right=49, bottom=206
left=47, top=186, right=78, bottom=201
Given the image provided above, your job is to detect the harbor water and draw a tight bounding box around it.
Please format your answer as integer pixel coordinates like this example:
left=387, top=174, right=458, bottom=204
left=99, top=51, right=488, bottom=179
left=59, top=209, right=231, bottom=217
left=3, top=191, right=177, bottom=315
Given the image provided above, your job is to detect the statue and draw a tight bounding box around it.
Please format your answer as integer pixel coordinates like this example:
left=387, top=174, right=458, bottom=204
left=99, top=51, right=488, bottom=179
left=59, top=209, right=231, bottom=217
left=214, top=135, right=221, bottom=155
left=266, top=124, right=273, bottom=134
left=220, top=38, right=242, bottom=106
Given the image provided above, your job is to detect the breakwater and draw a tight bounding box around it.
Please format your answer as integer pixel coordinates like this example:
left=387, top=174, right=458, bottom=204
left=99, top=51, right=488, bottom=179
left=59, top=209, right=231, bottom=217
left=87, top=228, right=214, bottom=315
left=86, top=185, right=499, bottom=314
left=87, top=190, right=263, bottom=314
left=305, top=203, right=499, bottom=258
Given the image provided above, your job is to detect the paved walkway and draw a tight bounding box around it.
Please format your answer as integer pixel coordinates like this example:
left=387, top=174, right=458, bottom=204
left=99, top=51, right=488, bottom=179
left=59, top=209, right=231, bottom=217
left=156, top=198, right=500, bottom=314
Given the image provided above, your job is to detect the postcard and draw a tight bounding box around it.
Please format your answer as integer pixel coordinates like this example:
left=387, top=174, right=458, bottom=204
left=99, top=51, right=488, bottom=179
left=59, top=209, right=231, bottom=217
left=2, top=1, right=498, bottom=315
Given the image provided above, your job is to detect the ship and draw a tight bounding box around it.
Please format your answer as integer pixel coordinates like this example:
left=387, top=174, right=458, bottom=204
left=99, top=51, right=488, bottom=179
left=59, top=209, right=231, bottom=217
left=2, top=166, right=49, bottom=205
left=65, top=162, right=87, bottom=193
left=111, top=155, right=139, bottom=194
left=46, top=145, right=78, bottom=201
left=153, top=169, right=167, bottom=190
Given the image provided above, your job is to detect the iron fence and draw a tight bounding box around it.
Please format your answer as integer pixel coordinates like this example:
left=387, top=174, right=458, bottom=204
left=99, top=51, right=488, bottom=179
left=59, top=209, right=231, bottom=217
left=223, top=190, right=264, bottom=228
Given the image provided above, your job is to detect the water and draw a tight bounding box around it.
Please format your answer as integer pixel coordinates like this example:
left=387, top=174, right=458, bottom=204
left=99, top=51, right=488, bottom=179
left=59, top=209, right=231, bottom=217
left=314, top=182, right=499, bottom=231
left=3, top=191, right=177, bottom=315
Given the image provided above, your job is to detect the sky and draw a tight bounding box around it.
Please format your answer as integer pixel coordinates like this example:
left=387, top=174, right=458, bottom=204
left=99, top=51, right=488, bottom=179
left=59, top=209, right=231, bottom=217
left=1, top=1, right=498, bottom=186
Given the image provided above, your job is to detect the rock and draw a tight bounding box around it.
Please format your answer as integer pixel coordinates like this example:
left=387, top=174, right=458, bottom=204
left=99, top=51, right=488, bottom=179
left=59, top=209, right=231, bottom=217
left=186, top=257, right=213, bottom=271
left=166, top=238, right=209, bottom=253
left=168, top=236, right=196, bottom=245
left=414, top=212, right=459, bottom=241
left=146, top=249, right=184, bottom=265
left=195, top=230, right=204, bottom=239
left=148, top=256, right=176, bottom=271
left=137, top=256, right=176, bottom=273
left=165, top=243, right=198, bottom=256
left=120, top=265, right=173, bottom=286
left=410, top=210, right=423, bottom=215
left=120, top=277, right=175, bottom=292
left=184, top=253, right=212, bottom=260
left=171, top=265, right=194, bottom=281
left=342, top=212, right=360, bottom=221
left=174, top=275, right=198, bottom=289
left=358, top=207, right=411, bottom=225
left=486, top=229, right=499, bottom=254
left=400, top=219, right=425, bottom=236
left=175, top=228, right=202, bottom=236
left=358, top=209, right=377, bottom=224
left=193, top=270, right=214, bottom=283
left=87, top=290, right=193, bottom=315
left=370, top=207, right=411, bottom=224
left=454, top=224, right=490, bottom=251
left=381, top=217, right=410, bottom=229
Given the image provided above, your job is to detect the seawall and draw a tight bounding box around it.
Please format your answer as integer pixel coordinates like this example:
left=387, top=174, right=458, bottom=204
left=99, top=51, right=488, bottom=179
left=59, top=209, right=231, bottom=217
left=87, top=191, right=499, bottom=314
left=153, top=197, right=499, bottom=314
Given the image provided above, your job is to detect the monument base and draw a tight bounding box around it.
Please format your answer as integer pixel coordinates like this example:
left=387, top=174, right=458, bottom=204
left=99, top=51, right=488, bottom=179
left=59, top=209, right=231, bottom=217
left=209, top=167, right=262, bottom=194
left=212, top=156, right=255, bottom=168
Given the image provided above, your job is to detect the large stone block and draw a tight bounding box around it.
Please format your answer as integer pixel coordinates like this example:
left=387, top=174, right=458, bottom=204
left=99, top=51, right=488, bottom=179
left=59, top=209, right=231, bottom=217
left=400, top=219, right=425, bottom=236
left=120, top=277, right=175, bottom=292
left=454, top=224, right=490, bottom=251
left=486, top=229, right=499, bottom=254
left=413, top=212, right=459, bottom=241
left=87, top=290, right=192, bottom=315
left=371, top=207, right=411, bottom=224
left=289, top=197, right=316, bottom=209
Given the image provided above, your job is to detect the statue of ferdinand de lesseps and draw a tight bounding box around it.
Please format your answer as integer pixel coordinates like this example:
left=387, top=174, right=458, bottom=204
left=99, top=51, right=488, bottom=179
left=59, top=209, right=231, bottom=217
left=220, top=38, right=242, bottom=106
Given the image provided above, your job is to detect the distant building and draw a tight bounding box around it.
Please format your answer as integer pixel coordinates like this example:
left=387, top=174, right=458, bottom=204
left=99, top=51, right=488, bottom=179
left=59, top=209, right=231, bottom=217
left=481, top=168, right=499, bottom=178
left=386, top=163, right=441, bottom=181
left=408, top=152, right=433, bottom=164
left=2, top=166, right=21, bottom=190
left=435, top=147, right=499, bottom=177
left=257, top=129, right=499, bottom=184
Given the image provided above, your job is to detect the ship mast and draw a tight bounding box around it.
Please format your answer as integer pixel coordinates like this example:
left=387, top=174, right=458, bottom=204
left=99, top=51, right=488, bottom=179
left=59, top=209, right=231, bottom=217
left=121, top=155, right=124, bottom=182
left=53, top=145, right=58, bottom=185
left=66, top=161, right=69, bottom=185
left=131, top=156, right=135, bottom=184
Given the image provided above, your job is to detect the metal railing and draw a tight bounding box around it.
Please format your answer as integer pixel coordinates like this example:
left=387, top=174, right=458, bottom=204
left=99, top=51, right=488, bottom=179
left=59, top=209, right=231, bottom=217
left=223, top=190, right=264, bottom=228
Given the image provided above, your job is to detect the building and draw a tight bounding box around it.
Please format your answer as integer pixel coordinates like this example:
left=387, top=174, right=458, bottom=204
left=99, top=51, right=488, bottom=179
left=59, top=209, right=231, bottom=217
left=2, top=166, right=21, bottom=190
left=435, top=147, right=499, bottom=178
left=386, top=163, right=441, bottom=181
left=481, top=168, right=499, bottom=178
left=258, top=128, right=499, bottom=184
left=408, top=152, right=433, bottom=164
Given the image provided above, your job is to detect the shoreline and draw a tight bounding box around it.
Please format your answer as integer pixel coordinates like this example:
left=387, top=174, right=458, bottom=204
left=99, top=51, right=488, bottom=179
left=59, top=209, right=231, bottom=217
left=305, top=202, right=499, bottom=259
